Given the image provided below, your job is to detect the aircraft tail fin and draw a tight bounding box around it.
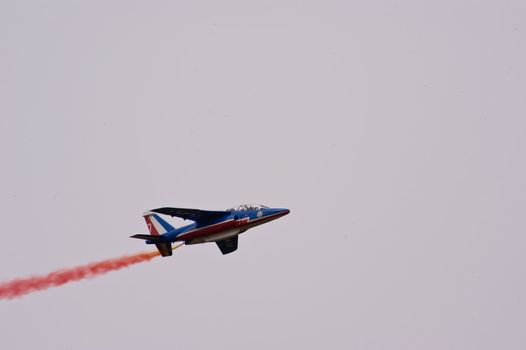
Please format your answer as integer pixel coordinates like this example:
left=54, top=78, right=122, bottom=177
left=143, top=211, right=175, bottom=235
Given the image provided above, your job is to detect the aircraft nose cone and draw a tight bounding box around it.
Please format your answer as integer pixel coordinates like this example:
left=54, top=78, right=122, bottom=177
left=271, top=208, right=290, bottom=216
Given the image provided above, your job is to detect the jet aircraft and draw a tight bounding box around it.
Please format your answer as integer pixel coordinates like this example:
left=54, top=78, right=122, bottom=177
left=131, top=204, right=290, bottom=256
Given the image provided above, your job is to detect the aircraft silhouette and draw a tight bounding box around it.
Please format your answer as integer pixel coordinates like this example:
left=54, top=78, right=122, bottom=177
left=131, top=204, right=290, bottom=255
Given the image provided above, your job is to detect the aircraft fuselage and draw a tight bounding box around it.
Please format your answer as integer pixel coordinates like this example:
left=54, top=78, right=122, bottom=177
left=132, top=204, right=290, bottom=255
left=163, top=208, right=289, bottom=244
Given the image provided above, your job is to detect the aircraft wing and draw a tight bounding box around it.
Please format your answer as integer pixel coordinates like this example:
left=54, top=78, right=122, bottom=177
left=215, top=235, right=238, bottom=255
left=151, top=207, right=231, bottom=223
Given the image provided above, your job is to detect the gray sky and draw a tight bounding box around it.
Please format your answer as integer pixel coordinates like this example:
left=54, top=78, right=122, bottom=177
left=1, top=1, right=525, bottom=349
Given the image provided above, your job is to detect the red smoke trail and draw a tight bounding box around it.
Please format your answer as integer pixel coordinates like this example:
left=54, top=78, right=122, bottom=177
left=0, top=244, right=183, bottom=300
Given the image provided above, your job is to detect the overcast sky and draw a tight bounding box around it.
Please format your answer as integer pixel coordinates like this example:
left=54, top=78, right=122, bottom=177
left=1, top=1, right=525, bottom=349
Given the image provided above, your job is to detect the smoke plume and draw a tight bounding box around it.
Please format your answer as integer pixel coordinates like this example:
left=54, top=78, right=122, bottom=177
left=0, top=244, right=182, bottom=300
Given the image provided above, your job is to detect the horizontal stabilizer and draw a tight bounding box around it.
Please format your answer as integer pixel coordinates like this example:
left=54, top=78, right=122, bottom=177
left=130, top=235, right=173, bottom=257
left=130, top=234, right=164, bottom=242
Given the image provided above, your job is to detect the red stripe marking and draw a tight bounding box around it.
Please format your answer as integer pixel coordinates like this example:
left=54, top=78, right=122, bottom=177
left=144, top=216, right=159, bottom=235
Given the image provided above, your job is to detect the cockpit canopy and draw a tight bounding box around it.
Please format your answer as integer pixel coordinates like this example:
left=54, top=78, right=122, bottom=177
left=227, top=204, right=269, bottom=211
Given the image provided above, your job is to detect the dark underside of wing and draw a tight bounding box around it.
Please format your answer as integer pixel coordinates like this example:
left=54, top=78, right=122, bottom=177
left=151, top=207, right=230, bottom=223
left=216, top=235, right=238, bottom=255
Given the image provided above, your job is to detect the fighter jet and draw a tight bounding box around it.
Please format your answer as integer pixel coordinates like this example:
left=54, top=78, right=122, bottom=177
left=131, top=204, right=290, bottom=256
